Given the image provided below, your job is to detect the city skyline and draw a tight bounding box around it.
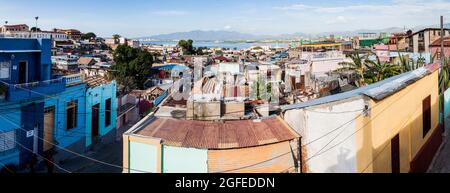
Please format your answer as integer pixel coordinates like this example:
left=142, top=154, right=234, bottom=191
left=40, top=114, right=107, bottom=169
left=1, top=0, right=450, bottom=38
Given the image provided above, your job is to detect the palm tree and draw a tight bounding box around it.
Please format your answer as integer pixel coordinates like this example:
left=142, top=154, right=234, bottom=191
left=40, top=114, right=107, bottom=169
left=338, top=53, right=368, bottom=87
left=439, top=57, right=450, bottom=93
left=365, top=56, right=401, bottom=84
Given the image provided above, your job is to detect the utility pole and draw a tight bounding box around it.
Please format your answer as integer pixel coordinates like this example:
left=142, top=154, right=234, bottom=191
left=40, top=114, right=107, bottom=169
left=34, top=16, right=39, bottom=32
left=441, top=16, right=446, bottom=133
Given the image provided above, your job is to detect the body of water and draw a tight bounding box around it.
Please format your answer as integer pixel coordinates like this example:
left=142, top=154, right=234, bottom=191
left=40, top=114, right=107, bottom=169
left=142, top=41, right=289, bottom=50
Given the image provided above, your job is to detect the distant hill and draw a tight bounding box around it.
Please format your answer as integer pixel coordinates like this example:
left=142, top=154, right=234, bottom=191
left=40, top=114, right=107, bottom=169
left=138, top=30, right=257, bottom=41
left=136, top=23, right=450, bottom=41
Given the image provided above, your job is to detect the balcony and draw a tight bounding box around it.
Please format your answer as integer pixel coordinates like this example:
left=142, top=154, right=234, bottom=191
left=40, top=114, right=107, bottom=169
left=65, top=73, right=83, bottom=86
left=4, top=78, right=66, bottom=102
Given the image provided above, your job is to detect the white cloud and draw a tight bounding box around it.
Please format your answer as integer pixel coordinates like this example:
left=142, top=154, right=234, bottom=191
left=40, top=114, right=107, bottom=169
left=224, top=25, right=232, bottom=30
left=326, top=16, right=353, bottom=25
left=274, top=4, right=314, bottom=11
left=153, top=10, right=188, bottom=16
left=276, top=1, right=450, bottom=15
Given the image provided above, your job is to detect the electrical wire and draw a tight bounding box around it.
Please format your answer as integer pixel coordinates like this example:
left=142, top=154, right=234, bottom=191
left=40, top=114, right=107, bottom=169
left=305, top=81, right=428, bottom=163
left=0, top=125, right=72, bottom=173
left=0, top=114, right=151, bottom=173
left=219, top=75, right=434, bottom=173
left=360, top=100, right=423, bottom=173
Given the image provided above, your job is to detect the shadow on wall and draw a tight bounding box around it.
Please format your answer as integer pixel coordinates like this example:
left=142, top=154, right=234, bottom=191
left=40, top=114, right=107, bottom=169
left=324, top=148, right=355, bottom=173
left=355, top=99, right=440, bottom=173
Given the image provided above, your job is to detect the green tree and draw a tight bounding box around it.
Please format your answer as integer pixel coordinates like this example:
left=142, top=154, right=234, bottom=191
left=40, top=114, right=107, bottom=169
left=178, top=39, right=195, bottom=55
left=338, top=53, right=369, bottom=87
left=30, top=27, right=41, bottom=32
left=111, top=45, right=154, bottom=91
left=215, top=50, right=224, bottom=56
left=81, top=32, right=97, bottom=40
left=113, top=34, right=121, bottom=44
left=195, top=47, right=207, bottom=55
left=440, top=57, right=450, bottom=93
left=364, top=57, right=401, bottom=84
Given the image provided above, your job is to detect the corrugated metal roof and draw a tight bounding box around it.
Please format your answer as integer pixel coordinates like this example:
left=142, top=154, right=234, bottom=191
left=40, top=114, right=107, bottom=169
left=134, top=116, right=299, bottom=149
left=281, top=63, right=440, bottom=111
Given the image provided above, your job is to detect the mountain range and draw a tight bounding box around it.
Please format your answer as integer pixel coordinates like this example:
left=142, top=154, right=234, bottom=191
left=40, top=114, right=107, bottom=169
left=136, top=23, right=450, bottom=41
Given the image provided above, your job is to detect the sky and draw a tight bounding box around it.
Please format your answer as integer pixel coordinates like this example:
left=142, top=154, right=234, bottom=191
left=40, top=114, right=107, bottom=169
left=1, top=0, right=450, bottom=38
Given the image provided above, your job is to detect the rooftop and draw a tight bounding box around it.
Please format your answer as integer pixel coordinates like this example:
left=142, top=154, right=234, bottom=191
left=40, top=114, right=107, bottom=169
left=430, top=37, right=450, bottom=47
left=132, top=116, right=299, bottom=150
left=282, top=63, right=440, bottom=111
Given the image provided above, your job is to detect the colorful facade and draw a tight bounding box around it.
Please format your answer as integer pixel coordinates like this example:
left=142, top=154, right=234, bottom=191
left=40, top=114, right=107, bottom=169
left=122, top=116, right=300, bottom=173
left=0, top=38, right=117, bottom=170
left=283, top=63, right=442, bottom=173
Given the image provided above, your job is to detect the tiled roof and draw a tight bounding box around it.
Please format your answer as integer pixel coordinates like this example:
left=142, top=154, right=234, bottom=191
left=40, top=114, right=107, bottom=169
left=430, top=37, right=450, bottom=47
left=85, top=76, right=110, bottom=87
left=134, top=116, right=299, bottom=149
left=78, top=57, right=95, bottom=65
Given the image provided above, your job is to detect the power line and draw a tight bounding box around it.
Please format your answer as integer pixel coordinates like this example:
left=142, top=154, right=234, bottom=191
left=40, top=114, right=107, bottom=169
left=305, top=81, right=428, bottom=163
left=0, top=124, right=72, bottom=173
left=0, top=114, right=151, bottom=173
left=0, top=160, right=14, bottom=174
left=360, top=100, right=423, bottom=173
left=219, top=75, right=432, bottom=173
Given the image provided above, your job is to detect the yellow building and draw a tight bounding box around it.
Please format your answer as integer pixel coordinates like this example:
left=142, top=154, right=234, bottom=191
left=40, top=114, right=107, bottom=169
left=282, top=63, right=442, bottom=173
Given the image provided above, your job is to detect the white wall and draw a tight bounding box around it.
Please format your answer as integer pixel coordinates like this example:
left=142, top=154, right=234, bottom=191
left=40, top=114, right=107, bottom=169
left=284, top=97, right=365, bottom=173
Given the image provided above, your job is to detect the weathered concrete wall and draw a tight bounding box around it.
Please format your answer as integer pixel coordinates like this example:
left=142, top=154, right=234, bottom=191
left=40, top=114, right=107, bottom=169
left=222, top=102, right=245, bottom=119
left=186, top=101, right=221, bottom=120
left=284, top=97, right=364, bottom=173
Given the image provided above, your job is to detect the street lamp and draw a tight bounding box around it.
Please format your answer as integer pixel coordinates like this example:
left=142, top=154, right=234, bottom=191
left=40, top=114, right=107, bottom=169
left=34, top=16, right=39, bottom=32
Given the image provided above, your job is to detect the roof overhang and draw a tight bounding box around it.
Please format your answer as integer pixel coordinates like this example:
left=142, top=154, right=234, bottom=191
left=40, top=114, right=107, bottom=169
left=0, top=50, right=41, bottom=53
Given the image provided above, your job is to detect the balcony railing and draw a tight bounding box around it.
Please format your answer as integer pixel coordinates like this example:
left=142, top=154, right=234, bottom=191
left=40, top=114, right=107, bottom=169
left=65, top=73, right=83, bottom=86
left=5, top=78, right=66, bottom=102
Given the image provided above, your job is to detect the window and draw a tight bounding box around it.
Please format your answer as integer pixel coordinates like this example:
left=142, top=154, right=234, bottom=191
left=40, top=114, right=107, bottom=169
left=66, top=101, right=78, bottom=130
left=0, top=130, right=16, bottom=153
left=105, top=98, right=111, bottom=127
left=422, top=96, right=431, bottom=138
left=0, top=61, right=10, bottom=79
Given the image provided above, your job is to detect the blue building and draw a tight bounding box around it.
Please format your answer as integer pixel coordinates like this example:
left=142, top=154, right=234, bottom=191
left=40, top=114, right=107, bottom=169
left=0, top=38, right=117, bottom=171
left=84, top=77, right=117, bottom=148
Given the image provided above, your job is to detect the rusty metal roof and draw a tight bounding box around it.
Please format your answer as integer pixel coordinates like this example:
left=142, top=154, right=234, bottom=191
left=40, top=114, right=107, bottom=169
left=135, top=116, right=299, bottom=149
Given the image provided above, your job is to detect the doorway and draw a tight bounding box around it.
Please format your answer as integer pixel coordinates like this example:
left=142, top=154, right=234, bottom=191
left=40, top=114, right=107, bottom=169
left=91, top=104, right=100, bottom=143
left=122, top=113, right=127, bottom=126
left=18, top=61, right=27, bottom=84
left=43, top=107, right=55, bottom=152
left=391, top=134, right=400, bottom=173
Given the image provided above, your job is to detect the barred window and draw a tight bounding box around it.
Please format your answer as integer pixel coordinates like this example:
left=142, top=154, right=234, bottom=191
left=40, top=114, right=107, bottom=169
left=0, top=130, right=16, bottom=153
left=0, top=61, right=11, bottom=79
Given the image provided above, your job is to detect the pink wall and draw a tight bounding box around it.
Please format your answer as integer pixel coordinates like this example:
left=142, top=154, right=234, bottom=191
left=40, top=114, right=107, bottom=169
left=430, top=47, right=450, bottom=59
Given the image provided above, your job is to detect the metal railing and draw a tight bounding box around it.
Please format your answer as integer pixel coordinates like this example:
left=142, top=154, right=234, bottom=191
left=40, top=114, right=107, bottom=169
left=64, top=73, right=83, bottom=86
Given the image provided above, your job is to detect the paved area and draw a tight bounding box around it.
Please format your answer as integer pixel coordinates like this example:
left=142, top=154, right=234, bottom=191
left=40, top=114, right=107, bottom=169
left=55, top=138, right=123, bottom=173
left=428, top=117, right=450, bottom=173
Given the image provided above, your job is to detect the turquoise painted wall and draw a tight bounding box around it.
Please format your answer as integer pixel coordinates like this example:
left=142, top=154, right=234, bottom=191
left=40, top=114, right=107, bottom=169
left=129, top=141, right=158, bottom=173
left=162, top=145, right=208, bottom=173
left=85, top=81, right=117, bottom=147
left=44, top=83, right=86, bottom=148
